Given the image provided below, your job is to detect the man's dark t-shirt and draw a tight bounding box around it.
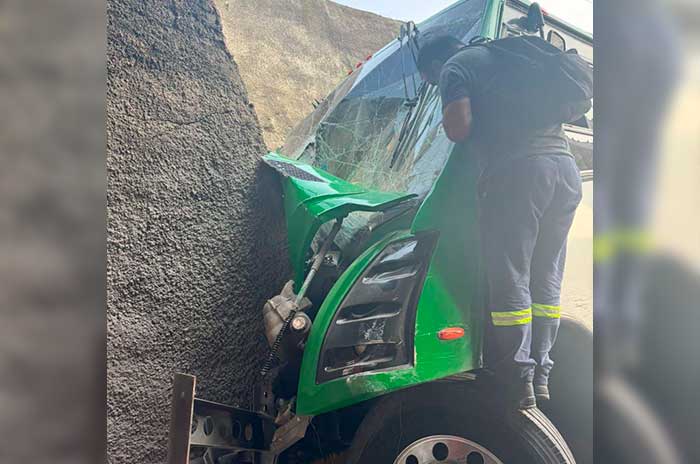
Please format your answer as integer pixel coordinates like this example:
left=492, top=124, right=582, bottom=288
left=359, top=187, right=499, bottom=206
left=439, top=46, right=572, bottom=173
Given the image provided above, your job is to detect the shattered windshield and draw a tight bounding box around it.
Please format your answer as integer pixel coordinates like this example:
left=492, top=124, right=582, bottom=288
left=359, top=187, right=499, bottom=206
left=279, top=0, right=487, bottom=200
left=279, top=0, right=488, bottom=251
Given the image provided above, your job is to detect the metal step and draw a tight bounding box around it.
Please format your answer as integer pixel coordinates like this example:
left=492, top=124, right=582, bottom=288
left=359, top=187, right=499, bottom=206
left=166, top=373, right=276, bottom=464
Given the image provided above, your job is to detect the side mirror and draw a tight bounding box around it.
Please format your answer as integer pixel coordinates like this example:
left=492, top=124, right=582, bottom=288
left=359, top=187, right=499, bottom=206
left=527, top=2, right=546, bottom=37
left=547, top=30, right=567, bottom=51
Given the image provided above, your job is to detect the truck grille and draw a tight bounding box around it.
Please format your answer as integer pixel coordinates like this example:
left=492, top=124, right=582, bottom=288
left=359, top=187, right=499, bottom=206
left=264, top=159, right=325, bottom=183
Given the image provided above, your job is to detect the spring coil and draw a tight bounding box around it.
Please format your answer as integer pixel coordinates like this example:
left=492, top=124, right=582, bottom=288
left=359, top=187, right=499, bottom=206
left=260, top=218, right=344, bottom=378
left=260, top=309, right=296, bottom=377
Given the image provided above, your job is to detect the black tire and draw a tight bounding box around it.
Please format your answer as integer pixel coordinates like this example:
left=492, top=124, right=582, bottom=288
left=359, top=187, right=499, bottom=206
left=539, top=315, right=592, bottom=464
left=345, top=382, right=575, bottom=464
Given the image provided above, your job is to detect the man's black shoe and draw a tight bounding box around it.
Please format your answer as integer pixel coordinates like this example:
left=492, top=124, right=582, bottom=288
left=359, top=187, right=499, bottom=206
left=534, top=384, right=550, bottom=401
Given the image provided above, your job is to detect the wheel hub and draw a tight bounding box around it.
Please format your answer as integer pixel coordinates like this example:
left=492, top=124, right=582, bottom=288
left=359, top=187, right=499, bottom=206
left=393, top=435, right=504, bottom=464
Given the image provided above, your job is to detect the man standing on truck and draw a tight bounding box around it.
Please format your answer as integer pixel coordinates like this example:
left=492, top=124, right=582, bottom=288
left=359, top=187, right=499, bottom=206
left=417, top=35, right=584, bottom=410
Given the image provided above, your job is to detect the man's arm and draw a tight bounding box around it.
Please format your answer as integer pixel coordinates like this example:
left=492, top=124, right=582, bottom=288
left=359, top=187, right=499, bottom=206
left=442, top=96, right=473, bottom=143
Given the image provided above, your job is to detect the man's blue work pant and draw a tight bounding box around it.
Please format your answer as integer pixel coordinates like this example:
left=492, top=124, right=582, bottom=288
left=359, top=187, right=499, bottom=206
left=479, top=154, right=582, bottom=387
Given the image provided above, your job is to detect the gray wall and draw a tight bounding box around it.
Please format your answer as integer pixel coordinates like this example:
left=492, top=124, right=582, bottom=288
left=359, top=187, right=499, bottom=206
left=107, top=0, right=289, bottom=461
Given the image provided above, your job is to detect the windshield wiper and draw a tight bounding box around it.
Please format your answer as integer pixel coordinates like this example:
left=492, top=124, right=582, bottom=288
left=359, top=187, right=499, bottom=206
left=390, top=21, right=422, bottom=168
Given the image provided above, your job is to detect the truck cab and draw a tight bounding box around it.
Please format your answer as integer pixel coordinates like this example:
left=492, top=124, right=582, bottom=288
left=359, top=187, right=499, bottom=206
left=169, top=2, right=593, bottom=463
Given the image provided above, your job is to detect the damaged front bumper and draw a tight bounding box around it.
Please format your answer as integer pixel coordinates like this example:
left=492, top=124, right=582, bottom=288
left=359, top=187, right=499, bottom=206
left=166, top=373, right=310, bottom=464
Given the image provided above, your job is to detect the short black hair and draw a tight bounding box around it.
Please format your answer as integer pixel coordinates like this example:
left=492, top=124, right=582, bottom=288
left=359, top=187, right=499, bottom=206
left=416, top=34, right=466, bottom=73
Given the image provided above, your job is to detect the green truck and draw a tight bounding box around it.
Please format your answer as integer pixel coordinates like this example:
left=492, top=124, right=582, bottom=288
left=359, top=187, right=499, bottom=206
left=167, top=1, right=593, bottom=463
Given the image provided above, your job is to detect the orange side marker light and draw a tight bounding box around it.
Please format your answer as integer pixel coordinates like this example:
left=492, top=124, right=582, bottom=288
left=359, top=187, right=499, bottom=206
left=438, top=327, right=465, bottom=340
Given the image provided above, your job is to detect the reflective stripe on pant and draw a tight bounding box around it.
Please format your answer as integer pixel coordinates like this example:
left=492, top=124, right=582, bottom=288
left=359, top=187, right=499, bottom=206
left=491, top=307, right=532, bottom=326
left=479, top=154, right=581, bottom=385
left=532, top=303, right=561, bottom=318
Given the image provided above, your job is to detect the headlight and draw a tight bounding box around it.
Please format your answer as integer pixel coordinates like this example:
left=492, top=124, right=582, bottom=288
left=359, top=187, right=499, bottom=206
left=317, top=232, right=438, bottom=383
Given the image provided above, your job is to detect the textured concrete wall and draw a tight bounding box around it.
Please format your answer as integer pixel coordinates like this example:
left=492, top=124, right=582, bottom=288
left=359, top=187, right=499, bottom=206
left=107, top=0, right=289, bottom=461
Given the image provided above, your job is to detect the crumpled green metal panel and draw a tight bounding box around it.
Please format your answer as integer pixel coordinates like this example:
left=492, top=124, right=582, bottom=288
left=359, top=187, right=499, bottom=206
left=263, top=152, right=415, bottom=288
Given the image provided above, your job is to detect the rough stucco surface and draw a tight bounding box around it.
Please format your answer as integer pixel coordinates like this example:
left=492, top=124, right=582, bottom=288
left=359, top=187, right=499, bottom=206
left=107, top=0, right=289, bottom=462
left=214, top=0, right=401, bottom=149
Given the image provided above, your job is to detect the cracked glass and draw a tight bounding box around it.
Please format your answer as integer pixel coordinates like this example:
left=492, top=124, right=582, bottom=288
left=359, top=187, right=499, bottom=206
left=280, top=0, right=487, bottom=199
left=279, top=0, right=488, bottom=250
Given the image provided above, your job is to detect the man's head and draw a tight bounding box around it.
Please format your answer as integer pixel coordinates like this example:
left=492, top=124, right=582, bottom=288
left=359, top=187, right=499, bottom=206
left=416, top=34, right=466, bottom=85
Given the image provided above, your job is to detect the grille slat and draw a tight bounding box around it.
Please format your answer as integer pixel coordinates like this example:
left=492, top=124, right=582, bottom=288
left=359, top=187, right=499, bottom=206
left=265, top=159, right=325, bottom=183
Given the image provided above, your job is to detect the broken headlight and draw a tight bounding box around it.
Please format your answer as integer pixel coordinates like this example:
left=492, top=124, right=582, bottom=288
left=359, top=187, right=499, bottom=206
left=317, top=232, right=438, bottom=383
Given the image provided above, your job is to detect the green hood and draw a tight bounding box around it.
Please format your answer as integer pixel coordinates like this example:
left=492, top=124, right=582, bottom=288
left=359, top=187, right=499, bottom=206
left=263, top=152, right=416, bottom=287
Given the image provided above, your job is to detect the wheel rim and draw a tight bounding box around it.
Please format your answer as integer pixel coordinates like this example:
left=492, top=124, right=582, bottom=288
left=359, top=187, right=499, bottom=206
left=393, top=434, right=504, bottom=464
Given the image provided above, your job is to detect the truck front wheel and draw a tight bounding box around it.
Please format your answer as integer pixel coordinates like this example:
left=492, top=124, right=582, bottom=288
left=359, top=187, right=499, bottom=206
left=345, top=382, right=575, bottom=464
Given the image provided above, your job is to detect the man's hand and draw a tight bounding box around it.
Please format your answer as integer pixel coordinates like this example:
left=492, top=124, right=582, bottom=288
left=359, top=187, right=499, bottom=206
left=442, top=97, right=473, bottom=143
